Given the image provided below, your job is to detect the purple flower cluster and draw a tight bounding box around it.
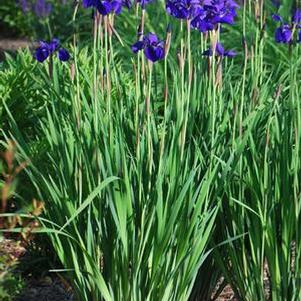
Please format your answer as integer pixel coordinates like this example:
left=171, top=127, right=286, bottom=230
left=83, top=0, right=126, bottom=15
left=131, top=33, right=165, bottom=62
left=18, top=0, right=52, bottom=18
left=82, top=0, right=154, bottom=11
left=35, top=39, right=70, bottom=63
left=19, top=0, right=31, bottom=13
left=272, top=10, right=301, bottom=43
left=166, top=0, right=239, bottom=32
left=34, top=0, right=52, bottom=17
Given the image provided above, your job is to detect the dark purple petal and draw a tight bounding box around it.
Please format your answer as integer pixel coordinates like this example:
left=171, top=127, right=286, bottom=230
left=215, top=42, right=225, bottom=55
left=96, top=1, right=113, bottom=15
left=131, top=41, right=145, bottom=53
left=202, top=42, right=235, bottom=58
left=58, top=48, right=70, bottom=61
left=144, top=45, right=165, bottom=62
left=202, top=48, right=212, bottom=56
left=166, top=0, right=203, bottom=19
left=111, top=0, right=123, bottom=13
left=122, top=0, right=132, bottom=9
left=83, top=0, right=96, bottom=7
left=191, top=16, right=214, bottom=32
left=275, top=25, right=292, bottom=43
left=144, top=32, right=158, bottom=44
left=224, top=50, right=236, bottom=57
left=49, top=38, right=60, bottom=53
left=18, top=0, right=31, bottom=14
left=35, top=47, right=50, bottom=62
left=272, top=14, right=283, bottom=22
left=34, top=0, right=52, bottom=18
left=292, top=9, right=301, bottom=23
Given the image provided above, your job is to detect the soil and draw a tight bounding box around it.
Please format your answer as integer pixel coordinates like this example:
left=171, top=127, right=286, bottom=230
left=15, top=277, right=75, bottom=301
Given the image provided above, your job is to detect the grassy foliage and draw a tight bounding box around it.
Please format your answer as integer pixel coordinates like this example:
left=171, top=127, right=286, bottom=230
left=0, top=0, right=301, bottom=300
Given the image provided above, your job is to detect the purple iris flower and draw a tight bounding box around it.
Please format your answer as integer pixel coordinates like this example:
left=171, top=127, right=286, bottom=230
left=35, top=39, right=70, bottom=63
left=131, top=33, right=165, bottom=63
left=83, top=0, right=96, bottom=7
left=18, top=0, right=31, bottom=14
left=292, top=9, right=301, bottom=23
left=272, top=14, right=282, bottom=22
left=274, top=24, right=292, bottom=43
left=271, top=10, right=301, bottom=43
left=123, top=0, right=132, bottom=9
left=58, top=48, right=70, bottom=61
left=191, top=11, right=215, bottom=32
left=82, top=0, right=127, bottom=14
left=34, top=0, right=52, bottom=18
left=166, top=0, right=203, bottom=19
left=202, top=42, right=236, bottom=57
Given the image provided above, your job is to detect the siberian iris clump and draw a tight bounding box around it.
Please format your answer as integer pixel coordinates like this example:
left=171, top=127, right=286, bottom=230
left=131, top=32, right=165, bottom=62
left=35, top=39, right=70, bottom=62
left=272, top=9, right=301, bottom=43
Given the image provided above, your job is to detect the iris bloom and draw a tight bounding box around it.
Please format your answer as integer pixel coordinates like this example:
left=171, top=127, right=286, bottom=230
left=35, top=39, right=70, bottom=63
left=166, top=0, right=203, bottom=19
left=292, top=9, right=301, bottom=23
left=274, top=24, right=293, bottom=43
left=202, top=42, right=236, bottom=57
left=272, top=10, right=301, bottom=43
left=131, top=33, right=165, bottom=62
left=82, top=0, right=126, bottom=15
left=19, top=0, right=31, bottom=14
left=34, top=0, right=52, bottom=18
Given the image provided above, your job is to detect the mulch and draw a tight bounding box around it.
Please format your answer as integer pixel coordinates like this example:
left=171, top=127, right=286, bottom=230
left=14, top=276, right=75, bottom=301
